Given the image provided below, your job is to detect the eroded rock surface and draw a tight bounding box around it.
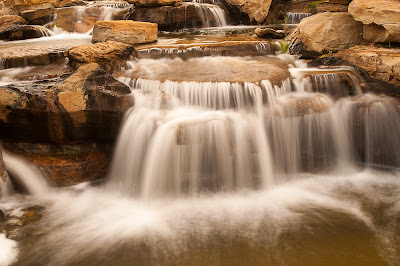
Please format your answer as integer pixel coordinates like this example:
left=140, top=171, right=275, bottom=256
left=92, top=21, right=157, bottom=45
left=129, top=0, right=182, bottom=7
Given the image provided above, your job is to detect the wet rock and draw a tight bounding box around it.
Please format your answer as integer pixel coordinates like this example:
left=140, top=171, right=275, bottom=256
left=0, top=65, right=133, bottom=144
left=3, top=142, right=113, bottom=186
left=0, top=24, right=52, bottom=41
left=130, top=4, right=222, bottom=31
left=128, top=0, right=182, bottom=7
left=0, top=147, right=7, bottom=184
left=0, top=209, right=5, bottom=223
left=254, top=27, right=284, bottom=39
left=287, top=12, right=363, bottom=58
left=92, top=21, right=157, bottom=45
left=20, top=8, right=55, bottom=25
left=335, top=46, right=400, bottom=87
left=349, top=0, right=400, bottom=43
left=68, top=41, right=135, bottom=69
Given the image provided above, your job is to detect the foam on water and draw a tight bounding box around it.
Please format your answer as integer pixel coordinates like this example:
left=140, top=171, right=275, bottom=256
left=0, top=234, right=18, bottom=266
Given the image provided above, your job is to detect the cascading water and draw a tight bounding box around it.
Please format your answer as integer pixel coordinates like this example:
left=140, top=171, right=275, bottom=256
left=286, top=12, right=312, bottom=24
left=183, top=2, right=227, bottom=28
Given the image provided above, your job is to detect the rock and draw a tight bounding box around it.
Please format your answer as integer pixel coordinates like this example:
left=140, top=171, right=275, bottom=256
left=287, top=12, right=363, bottom=57
left=20, top=8, right=55, bottom=25
left=68, top=41, right=135, bottom=69
left=0, top=209, right=5, bottom=223
left=0, top=25, right=52, bottom=41
left=336, top=46, right=400, bottom=86
left=254, top=27, right=285, bottom=39
left=128, top=0, right=182, bottom=7
left=329, top=0, right=351, bottom=4
left=0, top=66, right=133, bottom=144
left=0, top=15, right=27, bottom=29
left=316, top=3, right=348, bottom=12
left=220, top=0, right=272, bottom=24
left=92, top=21, right=157, bottom=45
left=3, top=0, right=57, bottom=12
left=348, top=0, right=400, bottom=43
left=0, top=148, right=6, bottom=185
left=3, top=142, right=113, bottom=186
left=56, top=0, right=85, bottom=8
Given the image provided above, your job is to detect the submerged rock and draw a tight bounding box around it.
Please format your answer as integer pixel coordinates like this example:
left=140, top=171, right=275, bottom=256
left=287, top=12, right=363, bottom=57
left=349, top=0, right=400, bottom=43
left=92, top=21, right=157, bottom=45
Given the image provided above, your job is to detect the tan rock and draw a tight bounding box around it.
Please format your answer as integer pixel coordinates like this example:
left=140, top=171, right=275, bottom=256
left=224, top=0, right=272, bottom=24
left=20, top=8, right=55, bottom=25
left=92, top=21, right=157, bottom=45
left=129, top=0, right=182, bottom=7
left=0, top=15, right=27, bottom=30
left=3, top=0, right=57, bottom=11
left=288, top=12, right=363, bottom=54
left=349, top=0, right=400, bottom=43
left=336, top=46, right=400, bottom=85
left=68, top=41, right=135, bottom=68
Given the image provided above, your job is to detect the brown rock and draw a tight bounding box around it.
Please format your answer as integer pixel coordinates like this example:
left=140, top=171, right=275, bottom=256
left=0, top=147, right=7, bottom=184
left=68, top=41, right=135, bottom=69
left=349, top=0, right=400, bottom=43
left=316, top=3, right=348, bottom=12
left=336, top=46, right=400, bottom=86
left=287, top=12, right=363, bottom=56
left=254, top=27, right=285, bottom=39
left=0, top=15, right=27, bottom=29
left=0, top=25, right=53, bottom=41
left=128, top=0, right=182, bottom=7
left=92, top=21, right=157, bottom=45
left=222, top=0, right=272, bottom=24
left=3, top=0, right=57, bottom=12
left=20, top=8, right=55, bottom=25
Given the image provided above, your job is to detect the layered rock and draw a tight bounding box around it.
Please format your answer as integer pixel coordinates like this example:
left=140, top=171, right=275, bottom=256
left=349, top=0, right=400, bottom=43
left=20, top=8, right=55, bottom=25
left=92, top=21, right=157, bottom=45
left=68, top=41, right=135, bottom=69
left=287, top=12, right=363, bottom=57
left=0, top=64, right=133, bottom=144
left=128, top=0, right=182, bottom=7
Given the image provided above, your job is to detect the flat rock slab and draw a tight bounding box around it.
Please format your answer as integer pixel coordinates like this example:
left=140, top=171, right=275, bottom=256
left=0, top=36, right=91, bottom=68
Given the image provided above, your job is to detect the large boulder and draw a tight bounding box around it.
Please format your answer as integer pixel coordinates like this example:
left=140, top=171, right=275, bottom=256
left=20, top=8, right=55, bottom=25
left=349, top=0, right=400, bottom=43
left=336, top=46, right=400, bottom=86
left=0, top=15, right=27, bottom=29
left=92, top=21, right=157, bottom=45
left=287, top=12, right=363, bottom=57
left=68, top=41, right=135, bottom=69
left=0, top=24, right=52, bottom=41
left=0, top=64, right=133, bottom=144
left=128, top=0, right=182, bottom=7
left=220, top=0, right=273, bottom=24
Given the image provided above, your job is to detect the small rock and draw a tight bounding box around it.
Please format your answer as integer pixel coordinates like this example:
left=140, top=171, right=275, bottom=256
left=254, top=27, right=285, bottom=39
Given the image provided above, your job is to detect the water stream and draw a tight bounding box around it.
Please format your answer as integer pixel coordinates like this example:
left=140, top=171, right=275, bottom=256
left=0, top=3, right=400, bottom=265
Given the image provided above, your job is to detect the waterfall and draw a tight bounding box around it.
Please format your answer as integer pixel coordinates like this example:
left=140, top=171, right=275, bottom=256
left=2, top=151, right=50, bottom=196
left=286, top=12, right=312, bottom=24
left=183, top=2, right=228, bottom=28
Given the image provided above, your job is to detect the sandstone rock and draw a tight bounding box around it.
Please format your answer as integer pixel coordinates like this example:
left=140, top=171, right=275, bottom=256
left=349, top=0, right=400, bottom=43
left=3, top=0, right=57, bottom=12
left=254, top=27, right=285, bottom=39
left=56, top=0, right=85, bottom=8
left=20, top=8, right=55, bottom=25
left=92, top=21, right=157, bottom=45
left=336, top=46, right=400, bottom=86
left=0, top=15, right=27, bottom=29
left=128, top=0, right=182, bottom=7
left=316, top=3, right=348, bottom=12
left=220, top=0, right=272, bottom=24
left=0, top=67, right=133, bottom=143
left=68, top=41, right=135, bottom=69
left=0, top=25, right=52, bottom=41
left=3, top=142, right=112, bottom=186
left=287, top=12, right=363, bottom=57
left=329, top=0, right=351, bottom=4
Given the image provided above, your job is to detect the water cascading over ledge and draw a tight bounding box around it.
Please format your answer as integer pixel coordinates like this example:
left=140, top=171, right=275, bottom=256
left=107, top=55, right=400, bottom=198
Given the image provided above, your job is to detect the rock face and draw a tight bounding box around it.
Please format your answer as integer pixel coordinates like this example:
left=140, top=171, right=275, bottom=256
left=349, top=0, right=400, bottom=43
left=336, top=46, right=400, bottom=86
left=0, top=65, right=133, bottom=144
left=288, top=12, right=363, bottom=57
left=128, top=0, right=182, bottom=7
left=220, top=0, right=272, bottom=24
left=68, top=41, right=135, bottom=69
left=92, top=21, right=157, bottom=45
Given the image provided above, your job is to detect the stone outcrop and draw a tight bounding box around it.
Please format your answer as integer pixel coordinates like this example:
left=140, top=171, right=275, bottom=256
left=92, top=21, right=157, bottom=45
left=0, top=15, right=27, bottom=29
left=287, top=12, right=363, bottom=57
left=20, top=8, right=55, bottom=25
left=68, top=41, right=135, bottom=69
left=220, top=0, right=272, bottom=24
left=0, top=65, right=133, bottom=144
left=336, top=46, right=400, bottom=86
left=3, top=142, right=112, bottom=186
left=128, top=0, right=182, bottom=7
left=349, top=0, right=400, bottom=43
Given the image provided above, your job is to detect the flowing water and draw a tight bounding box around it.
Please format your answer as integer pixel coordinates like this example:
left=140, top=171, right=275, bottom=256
left=1, top=4, right=400, bottom=266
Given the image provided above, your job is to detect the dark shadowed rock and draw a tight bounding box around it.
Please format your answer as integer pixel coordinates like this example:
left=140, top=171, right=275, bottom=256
left=20, top=8, right=55, bottom=25
left=255, top=27, right=285, bottom=39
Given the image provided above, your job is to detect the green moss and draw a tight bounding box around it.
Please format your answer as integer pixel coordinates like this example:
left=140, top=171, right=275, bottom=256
left=306, top=0, right=325, bottom=8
